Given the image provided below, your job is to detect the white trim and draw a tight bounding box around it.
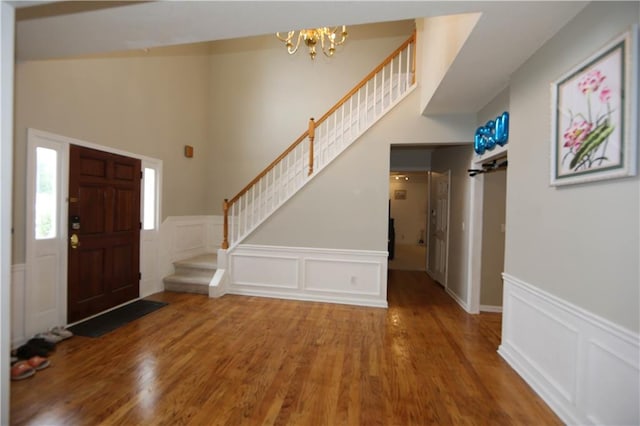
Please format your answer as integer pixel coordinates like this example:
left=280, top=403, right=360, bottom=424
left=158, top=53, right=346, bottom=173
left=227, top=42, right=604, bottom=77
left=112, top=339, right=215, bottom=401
left=24, top=129, right=163, bottom=328
left=499, top=273, right=640, bottom=426
left=479, top=304, right=502, bottom=313
left=10, top=264, right=26, bottom=348
left=0, top=5, right=14, bottom=422
left=467, top=170, right=483, bottom=314
left=228, top=244, right=388, bottom=308
left=446, top=286, right=469, bottom=312
left=25, top=134, right=68, bottom=337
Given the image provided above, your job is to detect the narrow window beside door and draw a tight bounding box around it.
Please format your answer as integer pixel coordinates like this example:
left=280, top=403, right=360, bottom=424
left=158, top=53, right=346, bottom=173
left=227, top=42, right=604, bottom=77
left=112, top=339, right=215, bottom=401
left=35, top=147, right=57, bottom=239
left=143, top=167, right=156, bottom=230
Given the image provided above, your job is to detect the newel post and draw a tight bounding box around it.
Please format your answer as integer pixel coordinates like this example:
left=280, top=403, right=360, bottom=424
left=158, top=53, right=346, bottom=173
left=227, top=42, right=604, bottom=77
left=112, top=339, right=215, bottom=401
left=308, top=117, right=315, bottom=176
left=222, top=198, right=229, bottom=249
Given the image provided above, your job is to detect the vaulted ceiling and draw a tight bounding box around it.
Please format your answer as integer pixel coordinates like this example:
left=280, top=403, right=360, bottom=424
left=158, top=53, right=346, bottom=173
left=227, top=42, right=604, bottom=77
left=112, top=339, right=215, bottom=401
left=13, top=1, right=588, bottom=114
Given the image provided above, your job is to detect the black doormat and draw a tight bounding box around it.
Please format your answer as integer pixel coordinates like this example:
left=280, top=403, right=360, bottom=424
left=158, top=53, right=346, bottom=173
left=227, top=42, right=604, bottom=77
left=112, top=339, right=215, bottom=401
left=68, top=300, right=168, bottom=338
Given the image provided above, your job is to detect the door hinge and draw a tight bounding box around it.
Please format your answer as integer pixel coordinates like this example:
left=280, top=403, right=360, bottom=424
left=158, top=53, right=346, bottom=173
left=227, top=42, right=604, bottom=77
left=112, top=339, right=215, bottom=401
left=140, top=170, right=143, bottom=179
left=138, top=272, right=141, bottom=280
left=139, top=222, right=142, bottom=230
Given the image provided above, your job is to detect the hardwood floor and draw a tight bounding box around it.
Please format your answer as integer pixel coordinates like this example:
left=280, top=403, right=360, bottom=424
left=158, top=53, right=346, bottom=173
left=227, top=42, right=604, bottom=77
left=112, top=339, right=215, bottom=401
left=11, top=270, right=560, bottom=425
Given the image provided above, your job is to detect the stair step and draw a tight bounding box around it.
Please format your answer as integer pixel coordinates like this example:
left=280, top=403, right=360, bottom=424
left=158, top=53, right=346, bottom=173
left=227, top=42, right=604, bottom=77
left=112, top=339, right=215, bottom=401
left=173, top=253, right=217, bottom=270
left=163, top=274, right=210, bottom=294
left=164, top=253, right=217, bottom=295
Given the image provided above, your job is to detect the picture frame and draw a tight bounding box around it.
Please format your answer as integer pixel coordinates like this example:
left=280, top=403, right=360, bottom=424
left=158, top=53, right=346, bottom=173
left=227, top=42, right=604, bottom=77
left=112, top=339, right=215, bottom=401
left=550, top=25, right=638, bottom=186
left=394, top=189, right=407, bottom=200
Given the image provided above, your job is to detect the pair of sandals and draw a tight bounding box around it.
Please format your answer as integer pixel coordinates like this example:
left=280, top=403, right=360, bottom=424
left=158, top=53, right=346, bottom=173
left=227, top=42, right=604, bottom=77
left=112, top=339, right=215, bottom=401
left=35, top=326, right=74, bottom=344
left=10, top=326, right=72, bottom=381
left=11, top=356, right=50, bottom=381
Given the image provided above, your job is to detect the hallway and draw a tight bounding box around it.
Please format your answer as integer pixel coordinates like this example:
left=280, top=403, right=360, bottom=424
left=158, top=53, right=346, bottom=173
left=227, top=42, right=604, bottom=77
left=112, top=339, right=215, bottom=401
left=11, top=270, right=559, bottom=425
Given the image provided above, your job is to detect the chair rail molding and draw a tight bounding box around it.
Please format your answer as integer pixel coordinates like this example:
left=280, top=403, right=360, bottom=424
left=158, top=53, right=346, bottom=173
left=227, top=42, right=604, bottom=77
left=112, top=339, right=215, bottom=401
left=499, top=273, right=639, bottom=426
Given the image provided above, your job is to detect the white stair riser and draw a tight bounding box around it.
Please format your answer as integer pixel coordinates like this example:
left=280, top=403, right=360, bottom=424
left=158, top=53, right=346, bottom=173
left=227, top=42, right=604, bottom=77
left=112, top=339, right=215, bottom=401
left=173, top=266, right=216, bottom=278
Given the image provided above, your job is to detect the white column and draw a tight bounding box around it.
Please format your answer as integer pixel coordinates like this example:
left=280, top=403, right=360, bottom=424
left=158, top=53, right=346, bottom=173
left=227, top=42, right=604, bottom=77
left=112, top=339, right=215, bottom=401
left=0, top=3, right=16, bottom=424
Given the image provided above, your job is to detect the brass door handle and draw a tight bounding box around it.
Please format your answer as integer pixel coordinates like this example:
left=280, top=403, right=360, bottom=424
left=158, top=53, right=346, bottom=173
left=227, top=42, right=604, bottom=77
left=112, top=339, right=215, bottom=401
left=70, top=233, right=80, bottom=249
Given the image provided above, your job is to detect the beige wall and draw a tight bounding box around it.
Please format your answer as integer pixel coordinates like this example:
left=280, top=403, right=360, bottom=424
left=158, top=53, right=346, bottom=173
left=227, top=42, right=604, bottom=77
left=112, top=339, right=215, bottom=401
left=13, top=44, right=212, bottom=263
left=506, top=1, right=639, bottom=332
left=428, top=145, right=474, bottom=301
left=416, top=13, right=480, bottom=114
left=246, top=89, right=476, bottom=250
left=480, top=169, right=506, bottom=307
left=389, top=176, right=429, bottom=246
left=205, top=21, right=415, bottom=214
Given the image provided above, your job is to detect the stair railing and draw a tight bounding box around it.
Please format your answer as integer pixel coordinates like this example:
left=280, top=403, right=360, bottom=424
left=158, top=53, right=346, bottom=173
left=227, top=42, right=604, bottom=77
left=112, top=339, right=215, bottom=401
left=222, top=30, right=416, bottom=250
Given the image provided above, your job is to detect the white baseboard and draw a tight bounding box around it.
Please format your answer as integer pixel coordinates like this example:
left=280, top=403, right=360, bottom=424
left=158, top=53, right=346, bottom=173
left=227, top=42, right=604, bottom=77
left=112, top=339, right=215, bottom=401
left=10, top=264, right=26, bottom=348
left=499, top=273, right=639, bottom=426
left=446, top=287, right=470, bottom=312
left=480, top=304, right=503, bottom=313
left=228, top=244, right=388, bottom=308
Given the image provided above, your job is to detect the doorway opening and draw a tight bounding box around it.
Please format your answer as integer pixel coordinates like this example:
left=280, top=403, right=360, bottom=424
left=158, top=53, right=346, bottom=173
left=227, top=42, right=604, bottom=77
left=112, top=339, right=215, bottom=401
left=388, top=171, right=429, bottom=271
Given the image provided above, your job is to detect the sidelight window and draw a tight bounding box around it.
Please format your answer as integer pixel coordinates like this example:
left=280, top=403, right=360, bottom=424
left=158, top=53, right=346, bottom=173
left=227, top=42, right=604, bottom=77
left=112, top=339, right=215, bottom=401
left=35, top=147, right=57, bottom=239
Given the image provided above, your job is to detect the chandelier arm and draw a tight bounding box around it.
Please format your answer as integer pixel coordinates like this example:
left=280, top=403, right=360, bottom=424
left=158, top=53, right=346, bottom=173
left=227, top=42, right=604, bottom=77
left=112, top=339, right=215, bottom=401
left=288, top=31, right=303, bottom=54
left=275, top=31, right=294, bottom=42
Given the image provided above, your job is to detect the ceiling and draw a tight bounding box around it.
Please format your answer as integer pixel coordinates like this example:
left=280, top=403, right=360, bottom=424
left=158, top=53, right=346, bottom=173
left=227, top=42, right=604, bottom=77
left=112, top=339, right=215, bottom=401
left=13, top=1, right=588, bottom=115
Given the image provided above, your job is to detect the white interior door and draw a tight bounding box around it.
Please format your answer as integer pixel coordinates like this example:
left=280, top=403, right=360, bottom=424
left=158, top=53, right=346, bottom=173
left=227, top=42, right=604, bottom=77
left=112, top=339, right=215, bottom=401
left=427, top=170, right=450, bottom=286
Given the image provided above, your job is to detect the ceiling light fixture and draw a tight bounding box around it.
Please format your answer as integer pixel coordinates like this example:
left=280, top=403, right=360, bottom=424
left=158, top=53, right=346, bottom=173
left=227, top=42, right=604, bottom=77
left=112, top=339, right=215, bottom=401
left=276, top=26, right=348, bottom=60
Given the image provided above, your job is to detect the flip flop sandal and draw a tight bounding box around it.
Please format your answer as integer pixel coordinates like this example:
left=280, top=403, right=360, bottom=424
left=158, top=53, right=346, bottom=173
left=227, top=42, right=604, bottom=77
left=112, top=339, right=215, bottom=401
left=27, top=356, right=50, bottom=371
left=11, top=361, right=35, bottom=381
left=50, top=326, right=73, bottom=340
left=34, top=332, right=63, bottom=344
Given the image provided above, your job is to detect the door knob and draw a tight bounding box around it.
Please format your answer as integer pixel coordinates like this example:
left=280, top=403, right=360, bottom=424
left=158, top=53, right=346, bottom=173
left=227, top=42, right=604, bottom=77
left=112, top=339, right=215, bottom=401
left=70, top=233, right=80, bottom=249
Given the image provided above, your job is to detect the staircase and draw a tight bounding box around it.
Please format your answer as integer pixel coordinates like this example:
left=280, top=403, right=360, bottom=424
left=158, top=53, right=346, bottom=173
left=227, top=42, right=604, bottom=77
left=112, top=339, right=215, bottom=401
left=163, top=253, right=217, bottom=294
left=164, top=32, right=417, bottom=295
left=221, top=31, right=417, bottom=251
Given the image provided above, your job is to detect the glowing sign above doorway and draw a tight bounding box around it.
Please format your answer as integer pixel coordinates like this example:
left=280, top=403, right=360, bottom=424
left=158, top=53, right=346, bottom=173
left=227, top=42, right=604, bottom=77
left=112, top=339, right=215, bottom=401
left=474, top=112, right=509, bottom=155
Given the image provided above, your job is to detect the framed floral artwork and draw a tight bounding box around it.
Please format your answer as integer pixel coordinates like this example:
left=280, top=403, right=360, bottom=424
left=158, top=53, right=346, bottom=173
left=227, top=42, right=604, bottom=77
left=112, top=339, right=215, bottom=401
left=550, top=25, right=638, bottom=186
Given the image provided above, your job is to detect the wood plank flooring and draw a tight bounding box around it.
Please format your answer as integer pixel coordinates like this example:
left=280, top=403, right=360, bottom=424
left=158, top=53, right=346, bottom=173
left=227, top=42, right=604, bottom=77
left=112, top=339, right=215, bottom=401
left=11, top=270, right=560, bottom=425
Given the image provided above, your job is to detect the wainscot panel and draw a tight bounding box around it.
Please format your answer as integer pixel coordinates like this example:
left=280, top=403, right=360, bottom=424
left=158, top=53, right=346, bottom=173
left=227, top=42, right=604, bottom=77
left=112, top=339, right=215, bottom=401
left=229, top=245, right=388, bottom=308
left=499, top=273, right=639, bottom=425
left=11, top=264, right=26, bottom=348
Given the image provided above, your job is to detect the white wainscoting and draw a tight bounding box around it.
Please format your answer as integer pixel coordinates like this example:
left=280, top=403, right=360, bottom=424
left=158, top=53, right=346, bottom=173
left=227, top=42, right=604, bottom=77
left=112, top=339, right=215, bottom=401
left=499, top=273, right=639, bottom=426
left=229, top=245, right=388, bottom=308
left=11, top=264, right=26, bottom=347
left=158, top=215, right=223, bottom=282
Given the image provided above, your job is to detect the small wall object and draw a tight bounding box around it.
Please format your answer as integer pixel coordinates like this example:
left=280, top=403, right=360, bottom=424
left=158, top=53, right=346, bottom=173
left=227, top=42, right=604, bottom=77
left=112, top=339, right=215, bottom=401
left=550, top=25, right=638, bottom=186
left=184, top=145, right=194, bottom=158
left=474, top=112, right=509, bottom=155
left=394, top=189, right=407, bottom=200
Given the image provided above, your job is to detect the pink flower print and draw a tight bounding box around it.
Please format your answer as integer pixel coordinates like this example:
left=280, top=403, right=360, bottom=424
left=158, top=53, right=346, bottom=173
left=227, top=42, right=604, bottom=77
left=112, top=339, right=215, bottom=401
left=563, top=120, right=593, bottom=149
left=578, top=70, right=606, bottom=94
left=599, top=86, right=611, bottom=103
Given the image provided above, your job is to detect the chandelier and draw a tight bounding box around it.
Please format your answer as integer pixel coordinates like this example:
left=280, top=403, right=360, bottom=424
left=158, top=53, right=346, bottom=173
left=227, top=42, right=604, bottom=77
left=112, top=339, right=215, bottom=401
left=276, top=26, right=348, bottom=60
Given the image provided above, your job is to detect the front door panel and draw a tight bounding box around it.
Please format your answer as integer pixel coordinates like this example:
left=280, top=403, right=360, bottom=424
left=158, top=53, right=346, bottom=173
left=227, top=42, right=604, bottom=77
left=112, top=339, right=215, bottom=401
left=67, top=145, right=141, bottom=323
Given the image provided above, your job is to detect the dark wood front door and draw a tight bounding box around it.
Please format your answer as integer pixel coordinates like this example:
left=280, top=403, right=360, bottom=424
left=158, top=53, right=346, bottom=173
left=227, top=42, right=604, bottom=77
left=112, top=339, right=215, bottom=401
left=67, top=145, right=141, bottom=323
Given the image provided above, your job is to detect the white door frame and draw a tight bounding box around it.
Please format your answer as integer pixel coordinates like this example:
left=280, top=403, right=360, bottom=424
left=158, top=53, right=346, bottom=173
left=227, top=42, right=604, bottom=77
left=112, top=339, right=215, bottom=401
left=0, top=3, right=15, bottom=424
left=426, top=169, right=451, bottom=288
left=24, top=129, right=162, bottom=335
left=467, top=146, right=508, bottom=313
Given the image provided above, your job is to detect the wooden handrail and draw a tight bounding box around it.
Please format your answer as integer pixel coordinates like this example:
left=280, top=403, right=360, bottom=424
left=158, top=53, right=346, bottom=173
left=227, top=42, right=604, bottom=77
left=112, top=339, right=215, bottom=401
left=315, top=30, right=416, bottom=128
left=228, top=129, right=309, bottom=205
left=308, top=118, right=315, bottom=176
left=222, top=30, right=416, bottom=248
